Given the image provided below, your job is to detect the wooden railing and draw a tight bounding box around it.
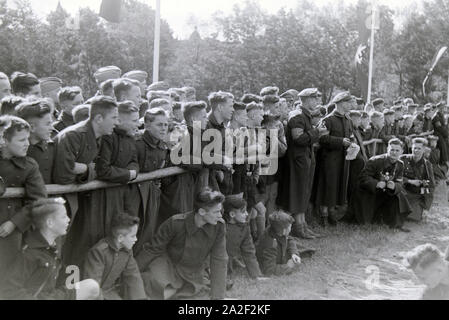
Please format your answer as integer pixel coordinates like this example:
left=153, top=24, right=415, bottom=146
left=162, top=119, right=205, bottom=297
left=1, top=167, right=188, bottom=199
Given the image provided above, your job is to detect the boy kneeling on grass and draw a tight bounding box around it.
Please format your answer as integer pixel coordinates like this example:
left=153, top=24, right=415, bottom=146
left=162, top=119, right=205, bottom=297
left=256, top=210, right=315, bottom=276
left=223, top=194, right=268, bottom=283
left=1, top=198, right=100, bottom=300
left=406, top=243, right=449, bottom=300
left=83, top=213, right=147, bottom=300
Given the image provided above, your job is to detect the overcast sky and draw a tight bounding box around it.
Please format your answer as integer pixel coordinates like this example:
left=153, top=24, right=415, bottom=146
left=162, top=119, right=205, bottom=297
left=7, top=0, right=420, bottom=39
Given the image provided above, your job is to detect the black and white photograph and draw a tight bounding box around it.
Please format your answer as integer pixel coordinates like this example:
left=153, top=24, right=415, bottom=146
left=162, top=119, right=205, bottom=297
left=0, top=0, right=448, bottom=305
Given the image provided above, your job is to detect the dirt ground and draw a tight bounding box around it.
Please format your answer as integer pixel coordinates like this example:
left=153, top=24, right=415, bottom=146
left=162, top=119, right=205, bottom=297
left=230, top=183, right=449, bottom=300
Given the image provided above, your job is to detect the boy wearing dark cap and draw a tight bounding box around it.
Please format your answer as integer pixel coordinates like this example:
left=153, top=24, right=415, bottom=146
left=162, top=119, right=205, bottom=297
left=223, top=194, right=263, bottom=280
left=256, top=210, right=310, bottom=276
left=83, top=213, right=146, bottom=300
left=0, top=116, right=47, bottom=284
left=16, top=99, right=56, bottom=184
left=0, top=198, right=100, bottom=300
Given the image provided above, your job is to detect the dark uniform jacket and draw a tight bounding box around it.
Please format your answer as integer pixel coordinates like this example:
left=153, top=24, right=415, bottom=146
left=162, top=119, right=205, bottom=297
left=53, top=120, right=99, bottom=185
left=96, top=128, right=139, bottom=184
left=94, top=128, right=140, bottom=237
left=256, top=227, right=298, bottom=276
left=83, top=237, right=146, bottom=300
left=314, top=110, right=352, bottom=207
left=206, top=113, right=233, bottom=194
left=366, top=124, right=386, bottom=157
left=136, top=212, right=228, bottom=300
left=432, top=111, right=449, bottom=164
left=351, top=154, right=411, bottom=225
left=53, top=120, right=102, bottom=268
left=226, top=222, right=262, bottom=278
left=53, top=111, right=75, bottom=133
left=27, top=140, right=55, bottom=184
left=133, top=131, right=169, bottom=253
left=0, top=230, right=75, bottom=300
left=279, top=109, right=319, bottom=214
left=0, top=155, right=47, bottom=281
left=401, top=154, right=435, bottom=217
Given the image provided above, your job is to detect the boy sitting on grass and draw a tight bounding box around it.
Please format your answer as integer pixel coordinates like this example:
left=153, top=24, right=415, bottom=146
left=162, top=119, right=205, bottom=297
left=83, top=213, right=146, bottom=300
left=223, top=194, right=264, bottom=281
left=1, top=198, right=100, bottom=300
left=256, top=210, right=315, bottom=276
left=406, top=243, right=449, bottom=300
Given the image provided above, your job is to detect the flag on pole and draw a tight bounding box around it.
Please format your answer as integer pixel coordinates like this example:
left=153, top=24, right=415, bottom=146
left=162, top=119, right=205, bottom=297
left=99, top=0, right=123, bottom=23
left=354, top=3, right=378, bottom=102
left=422, top=46, right=448, bottom=96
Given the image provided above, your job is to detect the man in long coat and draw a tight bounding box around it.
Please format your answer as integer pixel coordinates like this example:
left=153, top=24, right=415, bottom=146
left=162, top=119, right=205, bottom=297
left=432, top=102, right=449, bottom=166
left=313, top=92, right=353, bottom=227
left=279, top=88, right=327, bottom=238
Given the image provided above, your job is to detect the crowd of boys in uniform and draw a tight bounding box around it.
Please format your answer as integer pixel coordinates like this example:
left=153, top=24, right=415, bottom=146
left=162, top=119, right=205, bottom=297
left=0, top=67, right=448, bottom=300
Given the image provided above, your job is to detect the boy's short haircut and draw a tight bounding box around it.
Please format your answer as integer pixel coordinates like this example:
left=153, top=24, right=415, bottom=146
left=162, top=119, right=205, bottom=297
left=144, top=107, right=167, bottom=124
left=223, top=194, right=246, bottom=222
left=349, top=110, right=362, bottom=118
left=241, top=93, right=262, bottom=104
left=3, top=115, right=30, bottom=141
left=223, top=193, right=246, bottom=214
left=117, top=101, right=139, bottom=115
left=100, top=79, right=115, bottom=94
left=194, top=188, right=225, bottom=212
left=58, top=86, right=82, bottom=103
left=208, top=91, right=234, bottom=110
left=29, top=198, right=66, bottom=230
left=0, top=96, right=24, bottom=116
left=388, top=138, right=403, bottom=148
left=406, top=243, right=443, bottom=270
left=89, top=95, right=118, bottom=120
left=269, top=210, right=294, bottom=234
left=149, top=98, right=170, bottom=110
left=113, top=78, right=140, bottom=101
left=15, top=99, right=52, bottom=121
left=110, top=213, right=140, bottom=237
left=233, top=102, right=247, bottom=111
left=10, top=72, right=39, bottom=95
left=72, top=104, right=91, bottom=123
left=183, top=101, right=207, bottom=123
left=412, top=137, right=428, bottom=146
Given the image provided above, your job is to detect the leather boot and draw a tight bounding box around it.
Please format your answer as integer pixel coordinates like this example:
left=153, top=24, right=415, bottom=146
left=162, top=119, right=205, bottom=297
left=292, top=223, right=315, bottom=239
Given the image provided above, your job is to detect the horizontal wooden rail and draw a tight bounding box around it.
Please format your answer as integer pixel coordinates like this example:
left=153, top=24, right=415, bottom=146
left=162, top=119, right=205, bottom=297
left=1, top=166, right=188, bottom=199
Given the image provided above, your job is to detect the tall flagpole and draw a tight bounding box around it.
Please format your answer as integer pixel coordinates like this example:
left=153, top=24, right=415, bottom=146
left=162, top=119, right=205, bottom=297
left=153, top=0, right=161, bottom=83
left=367, top=2, right=376, bottom=104
left=447, top=69, right=449, bottom=106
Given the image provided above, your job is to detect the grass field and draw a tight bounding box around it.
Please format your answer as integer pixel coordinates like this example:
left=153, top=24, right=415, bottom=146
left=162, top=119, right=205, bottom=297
left=229, top=183, right=449, bottom=300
